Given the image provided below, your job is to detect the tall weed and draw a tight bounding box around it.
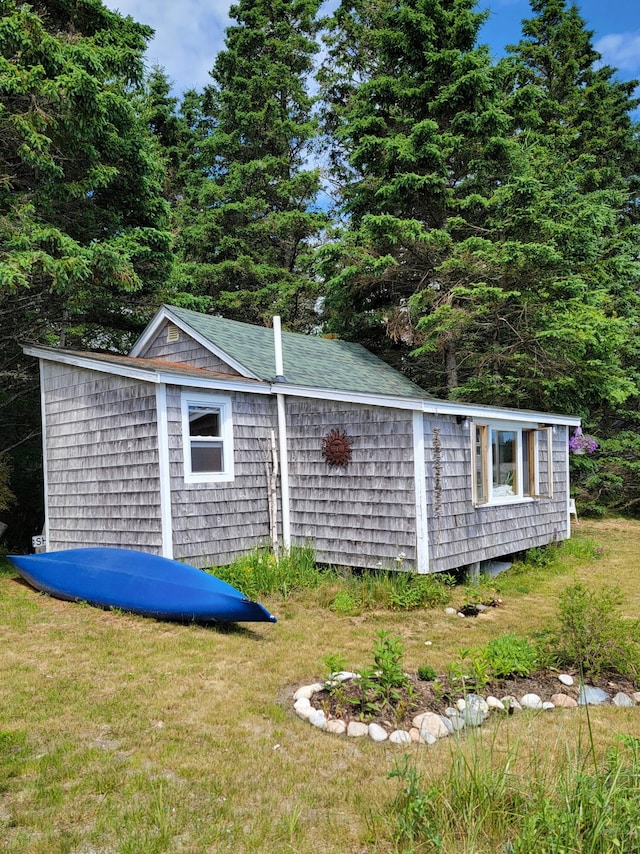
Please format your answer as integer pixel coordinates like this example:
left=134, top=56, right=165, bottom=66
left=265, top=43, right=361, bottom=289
left=547, top=582, right=640, bottom=680
left=387, top=732, right=640, bottom=853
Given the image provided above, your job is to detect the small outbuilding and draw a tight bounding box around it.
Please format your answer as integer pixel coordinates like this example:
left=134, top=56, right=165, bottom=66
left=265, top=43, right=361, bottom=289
left=25, top=304, right=580, bottom=573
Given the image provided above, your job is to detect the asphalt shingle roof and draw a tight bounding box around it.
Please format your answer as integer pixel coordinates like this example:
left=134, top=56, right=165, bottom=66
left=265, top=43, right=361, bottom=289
left=166, top=305, right=429, bottom=399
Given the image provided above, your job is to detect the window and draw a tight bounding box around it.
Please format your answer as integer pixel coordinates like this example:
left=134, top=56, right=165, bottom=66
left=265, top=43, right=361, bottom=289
left=181, top=393, right=234, bottom=483
left=472, top=422, right=552, bottom=505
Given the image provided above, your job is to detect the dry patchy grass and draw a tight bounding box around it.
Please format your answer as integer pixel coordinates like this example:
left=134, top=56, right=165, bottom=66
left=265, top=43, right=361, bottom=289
left=1, top=520, right=640, bottom=852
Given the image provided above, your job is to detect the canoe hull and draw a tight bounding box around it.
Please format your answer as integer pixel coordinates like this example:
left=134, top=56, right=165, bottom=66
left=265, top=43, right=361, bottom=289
left=7, top=548, right=276, bottom=623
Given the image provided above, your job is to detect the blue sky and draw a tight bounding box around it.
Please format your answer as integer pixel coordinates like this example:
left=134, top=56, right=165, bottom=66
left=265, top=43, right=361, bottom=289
left=104, top=0, right=640, bottom=99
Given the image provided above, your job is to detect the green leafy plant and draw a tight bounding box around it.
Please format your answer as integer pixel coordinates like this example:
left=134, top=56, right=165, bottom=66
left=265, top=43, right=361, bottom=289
left=330, top=590, right=360, bottom=615
left=349, top=632, right=412, bottom=719
left=417, top=664, right=438, bottom=682
left=322, top=652, right=347, bottom=682
left=484, top=633, right=538, bottom=678
left=447, top=646, right=490, bottom=694
left=211, top=545, right=324, bottom=599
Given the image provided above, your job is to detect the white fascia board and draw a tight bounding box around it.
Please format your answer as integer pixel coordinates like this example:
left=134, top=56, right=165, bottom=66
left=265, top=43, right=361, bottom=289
left=129, top=306, right=260, bottom=380
left=24, top=346, right=271, bottom=395
left=26, top=344, right=581, bottom=427
left=421, top=399, right=581, bottom=427
left=267, top=381, right=580, bottom=427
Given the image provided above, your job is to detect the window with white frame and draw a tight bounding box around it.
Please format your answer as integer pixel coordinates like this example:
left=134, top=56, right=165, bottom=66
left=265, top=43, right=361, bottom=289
left=181, top=393, right=234, bottom=483
left=472, top=422, right=553, bottom=505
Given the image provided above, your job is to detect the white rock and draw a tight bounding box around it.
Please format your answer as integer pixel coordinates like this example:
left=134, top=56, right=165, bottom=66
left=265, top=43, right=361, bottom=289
left=328, top=671, right=358, bottom=684
left=501, top=696, right=522, bottom=711
left=456, top=698, right=466, bottom=712
left=368, top=723, right=388, bottom=742
left=463, top=707, right=485, bottom=727
left=466, top=694, right=489, bottom=714
left=613, top=692, right=634, bottom=708
left=486, top=696, right=506, bottom=711
left=416, top=712, right=450, bottom=740
left=421, top=731, right=438, bottom=745
left=448, top=714, right=465, bottom=732
left=444, top=607, right=457, bottom=615
left=542, top=702, right=555, bottom=711
left=294, top=683, right=324, bottom=701
left=520, top=693, right=543, bottom=710
left=444, top=707, right=459, bottom=717
left=294, top=697, right=313, bottom=719
left=347, top=721, right=369, bottom=738
left=389, top=730, right=412, bottom=745
left=578, top=686, right=610, bottom=706
left=558, top=674, right=574, bottom=687
left=325, top=719, right=347, bottom=734
left=308, top=709, right=327, bottom=729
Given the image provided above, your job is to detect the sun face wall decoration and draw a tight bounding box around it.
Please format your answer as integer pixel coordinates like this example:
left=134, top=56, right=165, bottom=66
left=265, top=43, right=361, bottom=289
left=322, top=428, right=353, bottom=467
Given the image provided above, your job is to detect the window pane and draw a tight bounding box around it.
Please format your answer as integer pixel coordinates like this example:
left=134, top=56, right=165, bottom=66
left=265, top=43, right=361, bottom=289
left=189, top=405, right=220, bottom=437
left=191, top=441, right=223, bottom=473
left=492, top=430, right=517, bottom=495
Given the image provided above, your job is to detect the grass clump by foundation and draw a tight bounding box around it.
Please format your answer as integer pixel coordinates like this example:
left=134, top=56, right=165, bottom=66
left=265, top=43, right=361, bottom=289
left=211, top=547, right=453, bottom=613
left=328, top=570, right=453, bottom=615
left=209, top=545, right=325, bottom=599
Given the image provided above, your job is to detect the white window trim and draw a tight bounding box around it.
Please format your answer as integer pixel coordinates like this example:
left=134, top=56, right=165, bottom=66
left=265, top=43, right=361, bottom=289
left=471, top=420, right=552, bottom=506
left=181, top=392, right=235, bottom=484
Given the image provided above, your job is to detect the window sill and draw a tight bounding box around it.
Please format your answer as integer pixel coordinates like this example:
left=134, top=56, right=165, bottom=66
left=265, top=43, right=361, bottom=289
left=474, top=496, right=538, bottom=508
left=184, top=472, right=234, bottom=485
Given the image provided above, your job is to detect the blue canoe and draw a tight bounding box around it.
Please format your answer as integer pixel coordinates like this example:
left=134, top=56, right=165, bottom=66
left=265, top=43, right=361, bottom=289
left=7, top=548, right=277, bottom=624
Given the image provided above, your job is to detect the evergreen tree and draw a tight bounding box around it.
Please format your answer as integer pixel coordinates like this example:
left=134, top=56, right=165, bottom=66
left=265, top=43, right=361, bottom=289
left=319, top=0, right=639, bottom=421
left=317, top=0, right=515, bottom=392
left=173, top=0, right=327, bottom=330
left=0, top=0, right=172, bottom=542
left=501, top=0, right=640, bottom=512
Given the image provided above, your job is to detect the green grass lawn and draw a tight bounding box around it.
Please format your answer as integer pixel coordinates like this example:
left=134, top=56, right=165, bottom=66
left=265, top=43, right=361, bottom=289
left=1, top=519, right=640, bottom=852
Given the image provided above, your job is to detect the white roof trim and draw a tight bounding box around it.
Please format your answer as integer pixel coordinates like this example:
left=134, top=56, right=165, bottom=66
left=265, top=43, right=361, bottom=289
left=24, top=345, right=580, bottom=426
left=270, top=382, right=580, bottom=425
left=129, top=305, right=260, bottom=380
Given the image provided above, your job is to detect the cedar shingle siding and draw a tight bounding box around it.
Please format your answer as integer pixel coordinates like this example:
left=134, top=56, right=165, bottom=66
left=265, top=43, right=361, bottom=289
left=28, top=305, right=580, bottom=573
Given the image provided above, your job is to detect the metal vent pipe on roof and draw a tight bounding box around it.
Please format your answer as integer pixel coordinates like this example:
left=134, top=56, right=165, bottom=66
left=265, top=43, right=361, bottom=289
left=273, top=316, right=286, bottom=382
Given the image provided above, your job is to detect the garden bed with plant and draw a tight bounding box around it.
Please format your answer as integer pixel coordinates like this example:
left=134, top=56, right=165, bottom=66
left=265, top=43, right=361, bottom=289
left=306, top=581, right=640, bottom=732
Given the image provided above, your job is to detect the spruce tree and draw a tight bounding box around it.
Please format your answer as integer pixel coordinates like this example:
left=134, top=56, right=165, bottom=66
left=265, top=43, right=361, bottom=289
left=502, top=0, right=640, bottom=511
left=319, top=0, right=640, bottom=420
left=0, top=0, right=172, bottom=543
left=173, top=0, right=326, bottom=329
left=317, top=0, right=515, bottom=393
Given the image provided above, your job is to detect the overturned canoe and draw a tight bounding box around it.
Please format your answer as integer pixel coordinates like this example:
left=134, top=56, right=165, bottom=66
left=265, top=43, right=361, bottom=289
left=7, top=548, right=277, bottom=624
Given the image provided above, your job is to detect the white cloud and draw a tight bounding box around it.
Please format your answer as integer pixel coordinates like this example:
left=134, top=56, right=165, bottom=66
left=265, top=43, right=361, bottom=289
left=105, top=0, right=233, bottom=94
left=595, top=32, right=640, bottom=73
